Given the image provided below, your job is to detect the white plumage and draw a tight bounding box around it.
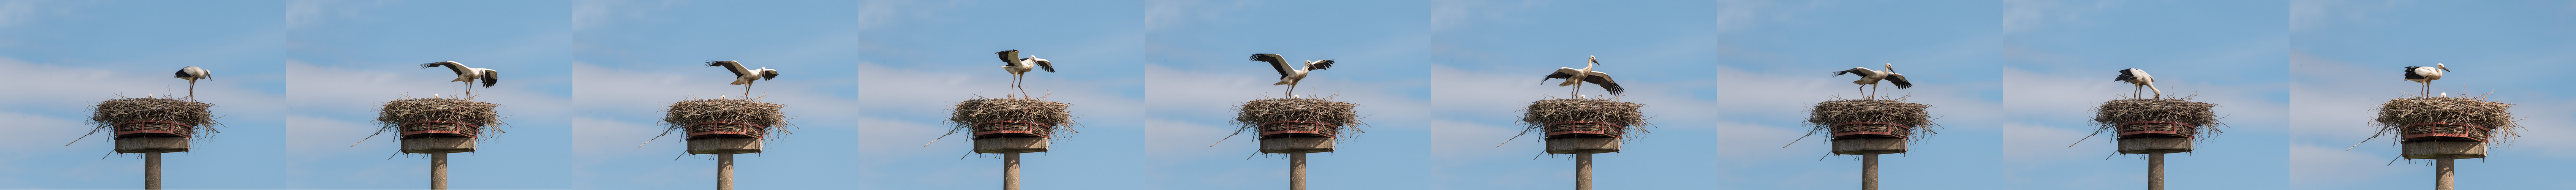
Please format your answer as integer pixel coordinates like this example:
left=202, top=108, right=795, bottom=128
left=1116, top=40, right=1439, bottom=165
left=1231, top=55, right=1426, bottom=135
left=173, top=66, right=211, bottom=101
left=1832, top=63, right=1913, bottom=99
left=705, top=60, right=778, bottom=98
left=1540, top=56, right=1623, bottom=98
left=419, top=61, right=498, bottom=98
left=2115, top=68, right=2162, bottom=99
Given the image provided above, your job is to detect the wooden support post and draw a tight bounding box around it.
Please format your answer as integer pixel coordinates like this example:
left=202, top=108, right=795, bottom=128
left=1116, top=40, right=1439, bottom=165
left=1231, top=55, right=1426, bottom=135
left=2148, top=153, right=2164, bottom=190
left=1004, top=152, right=1021, bottom=190
left=718, top=153, right=734, bottom=190
left=1863, top=154, right=1879, bottom=190
left=2435, top=158, right=2454, bottom=190
left=1576, top=153, right=1592, bottom=190
left=1291, top=152, right=1308, bottom=190
left=432, top=153, right=449, bottom=190
left=145, top=153, right=161, bottom=190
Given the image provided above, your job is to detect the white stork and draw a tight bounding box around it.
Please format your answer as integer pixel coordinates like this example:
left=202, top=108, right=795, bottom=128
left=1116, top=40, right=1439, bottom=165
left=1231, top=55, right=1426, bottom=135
left=1250, top=54, right=1335, bottom=98
left=994, top=50, right=1055, bottom=98
left=705, top=60, right=778, bottom=98
left=2116, top=68, right=2162, bottom=99
left=1541, top=56, right=1623, bottom=98
left=419, top=61, right=498, bottom=98
left=1832, top=63, right=1913, bottom=98
left=2404, top=63, right=2449, bottom=97
left=173, top=66, right=210, bottom=101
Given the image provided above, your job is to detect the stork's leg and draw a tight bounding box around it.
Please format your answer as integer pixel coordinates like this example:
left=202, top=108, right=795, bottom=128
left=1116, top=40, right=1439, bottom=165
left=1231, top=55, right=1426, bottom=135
left=185, top=81, right=196, bottom=101
left=1573, top=82, right=1584, bottom=98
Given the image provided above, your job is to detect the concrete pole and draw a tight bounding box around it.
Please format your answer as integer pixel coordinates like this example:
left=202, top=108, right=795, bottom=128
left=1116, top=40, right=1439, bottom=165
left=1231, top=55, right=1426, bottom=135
left=147, top=152, right=162, bottom=188
left=2148, top=153, right=2164, bottom=190
left=718, top=153, right=734, bottom=190
left=432, top=153, right=449, bottom=190
left=1291, top=152, right=1307, bottom=190
left=1004, top=152, right=1022, bottom=190
left=1576, top=153, right=1592, bottom=190
left=2435, top=158, right=2454, bottom=190
left=1862, top=154, right=1879, bottom=190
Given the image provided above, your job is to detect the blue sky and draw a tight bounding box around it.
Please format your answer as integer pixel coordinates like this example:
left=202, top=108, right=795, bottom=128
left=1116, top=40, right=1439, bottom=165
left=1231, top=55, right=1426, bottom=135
left=2, top=0, right=2573, bottom=190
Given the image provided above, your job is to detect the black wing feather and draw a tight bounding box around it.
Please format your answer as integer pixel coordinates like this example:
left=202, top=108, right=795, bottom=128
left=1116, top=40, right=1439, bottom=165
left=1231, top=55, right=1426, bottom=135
left=1583, top=74, right=1624, bottom=95
left=996, top=50, right=1020, bottom=66
left=1307, top=60, right=1336, bottom=70
left=2115, top=69, right=2138, bottom=81
left=173, top=68, right=191, bottom=78
left=421, top=62, right=470, bottom=76
left=1886, top=73, right=1914, bottom=89
left=1034, top=59, right=1055, bottom=73
left=479, top=70, right=500, bottom=88
left=761, top=70, right=779, bottom=80
left=1251, top=54, right=1291, bottom=79
left=705, top=60, right=748, bottom=77
left=2403, top=66, right=2427, bottom=80
left=1543, top=71, right=1573, bottom=84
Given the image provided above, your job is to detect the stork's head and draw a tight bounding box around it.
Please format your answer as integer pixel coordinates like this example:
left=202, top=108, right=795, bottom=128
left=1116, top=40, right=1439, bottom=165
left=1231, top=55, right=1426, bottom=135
left=1588, top=55, right=1599, bottom=65
left=2435, top=63, right=2449, bottom=72
left=1883, top=63, right=1896, bottom=72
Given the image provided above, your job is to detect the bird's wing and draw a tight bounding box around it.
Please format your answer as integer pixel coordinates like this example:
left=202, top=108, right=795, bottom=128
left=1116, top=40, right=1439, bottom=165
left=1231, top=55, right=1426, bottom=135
left=173, top=68, right=191, bottom=79
left=479, top=69, right=500, bottom=88
left=1833, top=68, right=1865, bottom=77
left=706, top=60, right=749, bottom=77
left=421, top=62, right=470, bottom=76
left=1543, top=68, right=1575, bottom=84
left=1032, top=59, right=1055, bottom=73
left=1583, top=71, right=1624, bottom=95
left=1251, top=54, right=1292, bottom=79
left=1307, top=60, right=1336, bottom=70
left=760, top=69, right=779, bottom=80
left=1885, top=73, right=1914, bottom=89
left=2115, top=69, right=2138, bottom=81
left=2403, top=66, right=2427, bottom=80
left=995, top=50, right=1020, bottom=66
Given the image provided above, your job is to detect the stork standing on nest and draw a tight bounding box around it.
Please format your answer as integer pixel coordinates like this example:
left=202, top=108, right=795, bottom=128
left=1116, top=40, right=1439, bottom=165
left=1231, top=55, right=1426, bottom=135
left=1832, top=63, right=1912, bottom=98
left=2403, top=63, right=2449, bottom=97
left=2115, top=68, right=2161, bottom=99
left=994, top=50, right=1055, bottom=98
left=705, top=60, right=779, bottom=98
left=419, top=61, right=499, bottom=98
left=1541, top=56, right=1624, bottom=98
left=173, top=66, right=211, bottom=101
left=1251, top=54, right=1335, bottom=98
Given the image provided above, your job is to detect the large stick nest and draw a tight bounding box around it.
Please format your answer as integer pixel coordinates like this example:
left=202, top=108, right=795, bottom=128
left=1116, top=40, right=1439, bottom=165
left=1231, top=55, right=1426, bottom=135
left=376, top=98, right=506, bottom=139
left=948, top=98, right=1077, bottom=138
left=89, top=97, right=220, bottom=138
left=2372, top=96, right=2518, bottom=143
left=2091, top=97, right=2225, bottom=139
left=662, top=98, right=792, bottom=139
left=1233, top=98, right=1366, bottom=139
left=1519, top=98, right=1649, bottom=139
left=1805, top=98, right=1938, bottom=139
